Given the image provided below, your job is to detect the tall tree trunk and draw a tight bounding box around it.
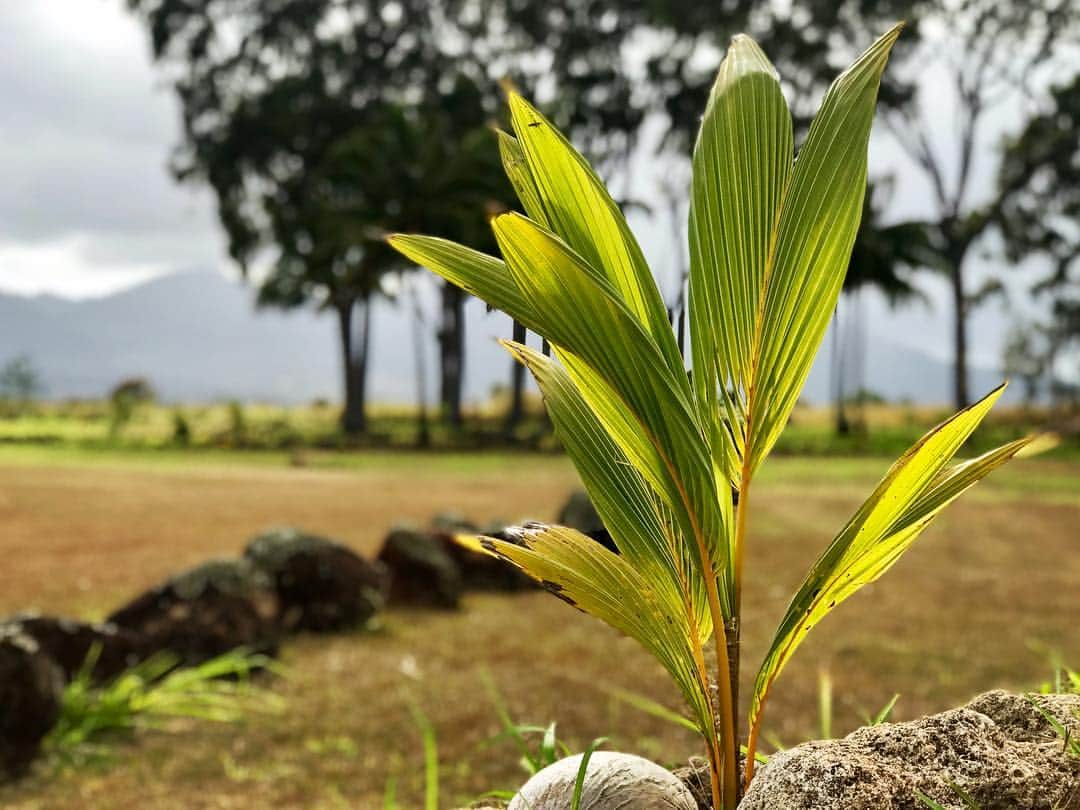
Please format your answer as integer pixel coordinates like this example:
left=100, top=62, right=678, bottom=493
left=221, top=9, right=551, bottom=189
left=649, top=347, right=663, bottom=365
left=410, top=283, right=431, bottom=448
left=505, top=319, right=527, bottom=435
left=832, top=305, right=850, bottom=435
left=852, top=288, right=867, bottom=430
left=950, top=262, right=969, bottom=409
left=338, top=295, right=371, bottom=435
left=439, top=283, right=465, bottom=429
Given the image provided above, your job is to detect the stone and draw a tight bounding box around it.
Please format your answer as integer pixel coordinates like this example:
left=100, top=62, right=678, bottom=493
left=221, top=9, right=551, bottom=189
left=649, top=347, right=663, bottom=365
left=107, top=558, right=280, bottom=666
left=966, top=688, right=1080, bottom=742
left=740, top=690, right=1080, bottom=810
left=0, top=625, right=63, bottom=779
left=376, top=526, right=463, bottom=609
left=430, top=512, right=479, bottom=535
left=244, top=527, right=388, bottom=632
left=1, top=613, right=147, bottom=684
left=508, top=751, right=698, bottom=810
left=432, top=519, right=537, bottom=592
left=556, top=490, right=617, bottom=553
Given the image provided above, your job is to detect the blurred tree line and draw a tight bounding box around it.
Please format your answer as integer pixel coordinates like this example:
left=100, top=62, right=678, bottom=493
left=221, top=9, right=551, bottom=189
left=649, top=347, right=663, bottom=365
left=126, top=0, right=1079, bottom=435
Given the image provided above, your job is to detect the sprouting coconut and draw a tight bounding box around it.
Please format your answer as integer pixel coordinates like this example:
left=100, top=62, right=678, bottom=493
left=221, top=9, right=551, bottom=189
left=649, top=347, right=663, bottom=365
left=509, top=751, right=697, bottom=810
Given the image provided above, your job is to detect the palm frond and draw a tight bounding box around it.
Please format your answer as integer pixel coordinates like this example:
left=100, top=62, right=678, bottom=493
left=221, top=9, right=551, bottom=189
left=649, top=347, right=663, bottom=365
left=749, top=384, right=1030, bottom=737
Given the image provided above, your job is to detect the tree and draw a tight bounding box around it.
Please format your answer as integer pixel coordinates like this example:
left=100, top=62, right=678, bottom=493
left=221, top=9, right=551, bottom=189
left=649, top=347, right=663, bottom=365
left=997, top=73, right=1080, bottom=407
left=128, top=0, right=933, bottom=433
left=504, top=319, right=529, bottom=435
left=128, top=0, right=521, bottom=434
left=877, top=0, right=1078, bottom=407
left=0, top=355, right=42, bottom=409
left=1001, top=325, right=1046, bottom=405
left=507, top=0, right=1073, bottom=412
left=128, top=0, right=713, bottom=434
left=1044, top=300, right=1080, bottom=406
left=109, top=377, right=155, bottom=439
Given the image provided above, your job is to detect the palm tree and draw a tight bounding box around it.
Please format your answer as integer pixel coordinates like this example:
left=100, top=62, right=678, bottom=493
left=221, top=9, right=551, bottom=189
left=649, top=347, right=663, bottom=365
left=306, top=95, right=513, bottom=436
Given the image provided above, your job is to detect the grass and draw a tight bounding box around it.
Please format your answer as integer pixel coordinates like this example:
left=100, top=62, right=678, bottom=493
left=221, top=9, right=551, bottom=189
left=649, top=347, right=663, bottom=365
left=2, top=398, right=1076, bottom=458
left=0, top=448, right=1076, bottom=807
left=47, top=650, right=282, bottom=769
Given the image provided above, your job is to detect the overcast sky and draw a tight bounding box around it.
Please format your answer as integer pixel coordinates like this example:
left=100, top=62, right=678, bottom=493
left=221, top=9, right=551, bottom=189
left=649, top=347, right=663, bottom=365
left=0, top=2, right=227, bottom=298
left=0, top=2, right=1060, bottom=374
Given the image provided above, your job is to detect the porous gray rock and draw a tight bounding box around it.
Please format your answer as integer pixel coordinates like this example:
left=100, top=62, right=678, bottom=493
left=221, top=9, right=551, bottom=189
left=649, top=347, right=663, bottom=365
left=0, top=625, right=63, bottom=779
left=1, top=613, right=148, bottom=683
left=376, top=526, right=463, bottom=609
left=244, top=527, right=388, bottom=632
left=740, top=690, right=1080, bottom=810
left=966, top=688, right=1080, bottom=742
left=107, top=558, right=280, bottom=665
left=508, top=751, right=698, bottom=810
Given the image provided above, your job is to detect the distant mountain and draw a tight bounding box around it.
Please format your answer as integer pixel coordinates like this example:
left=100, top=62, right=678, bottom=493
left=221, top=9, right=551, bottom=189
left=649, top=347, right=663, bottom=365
left=0, top=270, right=1016, bottom=406
left=0, top=270, right=512, bottom=405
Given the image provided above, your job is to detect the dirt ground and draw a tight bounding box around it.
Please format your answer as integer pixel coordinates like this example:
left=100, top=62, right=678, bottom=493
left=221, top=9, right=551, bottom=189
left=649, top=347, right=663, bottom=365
left=0, top=448, right=1077, bottom=808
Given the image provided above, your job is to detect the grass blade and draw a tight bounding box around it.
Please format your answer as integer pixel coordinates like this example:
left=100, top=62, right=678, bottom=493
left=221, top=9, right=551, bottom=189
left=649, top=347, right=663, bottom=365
left=571, top=737, right=609, bottom=810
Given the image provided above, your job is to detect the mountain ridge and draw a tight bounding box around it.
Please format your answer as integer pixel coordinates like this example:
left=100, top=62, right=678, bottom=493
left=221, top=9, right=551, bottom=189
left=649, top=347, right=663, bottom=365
left=0, top=270, right=1015, bottom=406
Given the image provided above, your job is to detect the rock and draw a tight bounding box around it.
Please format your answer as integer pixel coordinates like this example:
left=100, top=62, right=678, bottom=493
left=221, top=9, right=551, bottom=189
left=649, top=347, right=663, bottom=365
left=966, top=688, right=1080, bottom=743
left=557, top=490, right=602, bottom=533
left=431, top=519, right=537, bottom=592
left=430, top=512, right=479, bottom=535
left=1, top=613, right=148, bottom=684
left=0, top=625, right=63, bottom=779
left=509, top=751, right=698, bottom=810
left=107, top=558, right=280, bottom=666
left=740, top=690, right=1080, bottom=810
left=376, top=526, right=463, bottom=609
left=244, top=527, right=389, bottom=632
left=556, top=490, right=617, bottom=553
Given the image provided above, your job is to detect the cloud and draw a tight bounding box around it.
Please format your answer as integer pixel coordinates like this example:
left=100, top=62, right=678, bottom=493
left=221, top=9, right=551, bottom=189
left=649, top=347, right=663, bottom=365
left=0, top=2, right=225, bottom=295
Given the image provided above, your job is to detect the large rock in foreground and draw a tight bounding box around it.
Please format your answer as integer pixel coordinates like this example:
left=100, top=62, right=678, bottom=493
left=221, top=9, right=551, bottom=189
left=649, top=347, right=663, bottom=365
left=1, top=613, right=147, bottom=684
left=107, top=558, right=280, bottom=665
left=376, top=527, right=463, bottom=609
left=244, top=527, right=388, bottom=632
left=0, top=625, right=63, bottom=779
left=740, top=690, right=1080, bottom=810
left=509, top=751, right=698, bottom=810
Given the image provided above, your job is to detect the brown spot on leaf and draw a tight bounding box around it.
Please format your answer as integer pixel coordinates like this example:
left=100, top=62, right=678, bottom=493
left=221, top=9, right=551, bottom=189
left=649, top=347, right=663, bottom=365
left=540, top=579, right=579, bottom=609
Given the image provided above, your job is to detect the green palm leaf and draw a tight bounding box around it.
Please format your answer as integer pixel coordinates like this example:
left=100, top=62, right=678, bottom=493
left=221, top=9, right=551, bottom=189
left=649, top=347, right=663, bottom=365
left=476, top=522, right=716, bottom=742
left=388, top=23, right=1037, bottom=809
left=501, top=340, right=712, bottom=636
left=689, top=24, right=904, bottom=483
left=393, top=217, right=731, bottom=597
left=749, top=384, right=1031, bottom=737
left=688, top=34, right=793, bottom=482
left=501, top=96, right=681, bottom=374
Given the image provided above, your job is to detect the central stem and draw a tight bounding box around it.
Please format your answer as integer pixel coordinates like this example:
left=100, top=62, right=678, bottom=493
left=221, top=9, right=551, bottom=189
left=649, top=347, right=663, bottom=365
left=732, top=469, right=753, bottom=796
left=704, top=580, right=737, bottom=810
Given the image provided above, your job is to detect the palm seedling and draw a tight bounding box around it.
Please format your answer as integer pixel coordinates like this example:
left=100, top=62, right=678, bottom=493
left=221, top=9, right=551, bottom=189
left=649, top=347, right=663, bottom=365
left=389, top=23, right=1038, bottom=809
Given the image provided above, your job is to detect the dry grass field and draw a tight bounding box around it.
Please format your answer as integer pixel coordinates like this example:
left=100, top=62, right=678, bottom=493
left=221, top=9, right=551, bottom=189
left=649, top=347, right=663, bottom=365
left=0, top=446, right=1077, bottom=808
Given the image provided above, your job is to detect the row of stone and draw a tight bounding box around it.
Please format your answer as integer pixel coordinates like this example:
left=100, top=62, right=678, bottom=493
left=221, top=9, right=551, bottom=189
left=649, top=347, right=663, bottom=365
left=0, top=509, right=573, bottom=781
